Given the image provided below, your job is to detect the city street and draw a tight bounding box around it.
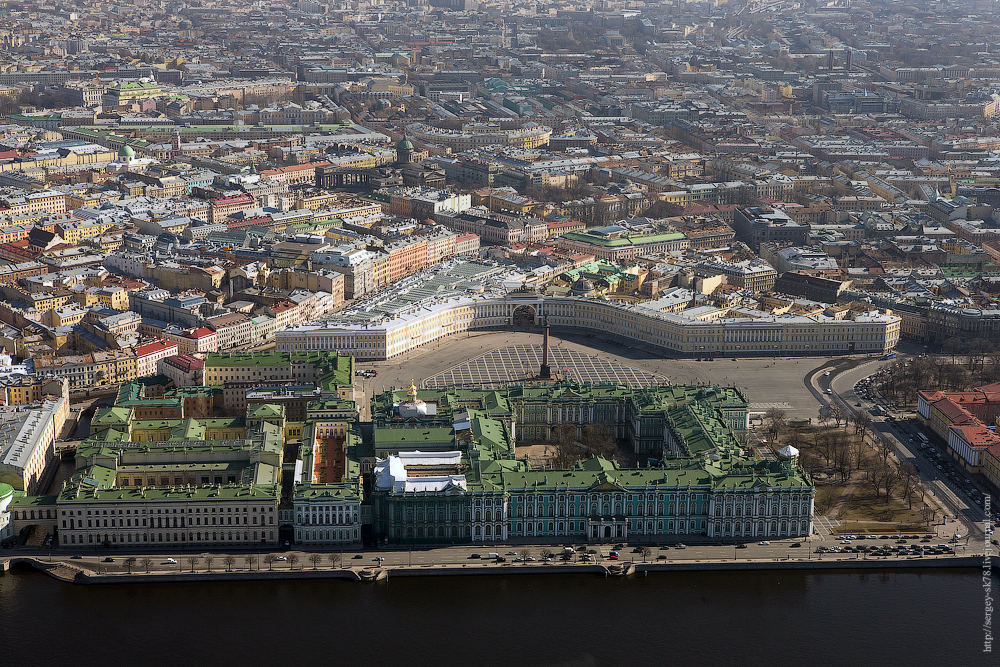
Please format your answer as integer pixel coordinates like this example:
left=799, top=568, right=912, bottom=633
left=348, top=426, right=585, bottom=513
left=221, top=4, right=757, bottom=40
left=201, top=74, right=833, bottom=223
left=12, top=531, right=977, bottom=578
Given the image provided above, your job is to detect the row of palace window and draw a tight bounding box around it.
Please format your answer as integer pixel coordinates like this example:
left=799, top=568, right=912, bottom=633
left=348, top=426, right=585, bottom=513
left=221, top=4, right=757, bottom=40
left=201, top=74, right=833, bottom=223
left=63, top=531, right=275, bottom=544
left=715, top=503, right=809, bottom=516
left=397, top=508, right=470, bottom=522
left=513, top=503, right=707, bottom=517
left=713, top=520, right=809, bottom=536
left=63, top=515, right=273, bottom=529
left=296, top=529, right=359, bottom=541
left=296, top=513, right=359, bottom=525
left=61, top=507, right=272, bottom=516
left=395, top=525, right=474, bottom=539
left=509, top=519, right=706, bottom=535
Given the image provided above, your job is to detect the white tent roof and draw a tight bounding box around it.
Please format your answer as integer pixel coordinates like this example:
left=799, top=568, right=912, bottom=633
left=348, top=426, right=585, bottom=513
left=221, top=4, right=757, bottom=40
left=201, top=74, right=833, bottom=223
left=374, top=455, right=467, bottom=494
left=778, top=445, right=799, bottom=458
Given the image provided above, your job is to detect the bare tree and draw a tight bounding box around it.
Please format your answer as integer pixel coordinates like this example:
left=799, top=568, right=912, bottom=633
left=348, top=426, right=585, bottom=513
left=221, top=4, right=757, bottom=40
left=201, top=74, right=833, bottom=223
left=186, top=556, right=199, bottom=573
left=967, top=338, right=990, bottom=373
left=264, top=554, right=277, bottom=570
left=875, top=437, right=895, bottom=466
left=244, top=555, right=255, bottom=571
left=817, top=429, right=837, bottom=464
left=853, top=434, right=868, bottom=471
left=204, top=556, right=214, bottom=572
left=540, top=548, right=554, bottom=560
left=124, top=557, right=137, bottom=574
left=224, top=555, right=236, bottom=572
left=519, top=548, right=531, bottom=564
left=828, top=403, right=845, bottom=429
left=897, top=463, right=921, bottom=509
left=864, top=459, right=896, bottom=502
left=786, top=428, right=805, bottom=451
left=831, top=431, right=854, bottom=482
left=328, top=553, right=341, bottom=568
left=851, top=411, right=872, bottom=441
left=764, top=407, right=787, bottom=442
left=309, top=554, right=322, bottom=569
left=287, top=553, right=299, bottom=569
left=140, top=557, right=152, bottom=574
left=581, top=421, right=618, bottom=460
left=642, top=546, right=652, bottom=563
left=550, top=423, right=582, bottom=468
left=943, top=336, right=962, bottom=364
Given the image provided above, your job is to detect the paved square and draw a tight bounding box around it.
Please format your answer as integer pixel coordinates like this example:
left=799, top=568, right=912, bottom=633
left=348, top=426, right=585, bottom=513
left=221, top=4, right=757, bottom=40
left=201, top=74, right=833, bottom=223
left=425, top=344, right=667, bottom=389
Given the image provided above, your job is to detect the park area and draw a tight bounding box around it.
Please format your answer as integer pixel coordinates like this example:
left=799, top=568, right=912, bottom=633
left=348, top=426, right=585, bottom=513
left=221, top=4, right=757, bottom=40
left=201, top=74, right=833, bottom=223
left=761, top=409, right=937, bottom=535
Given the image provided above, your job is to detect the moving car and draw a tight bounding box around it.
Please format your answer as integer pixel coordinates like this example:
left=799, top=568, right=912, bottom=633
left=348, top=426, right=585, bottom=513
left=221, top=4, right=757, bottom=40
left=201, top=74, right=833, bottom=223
left=164, top=558, right=177, bottom=564
left=758, top=541, right=770, bottom=546
left=276, top=556, right=287, bottom=562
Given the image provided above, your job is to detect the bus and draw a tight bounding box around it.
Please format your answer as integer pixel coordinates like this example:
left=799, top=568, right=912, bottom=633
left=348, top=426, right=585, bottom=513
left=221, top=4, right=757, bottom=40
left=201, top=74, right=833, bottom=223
left=884, top=352, right=897, bottom=360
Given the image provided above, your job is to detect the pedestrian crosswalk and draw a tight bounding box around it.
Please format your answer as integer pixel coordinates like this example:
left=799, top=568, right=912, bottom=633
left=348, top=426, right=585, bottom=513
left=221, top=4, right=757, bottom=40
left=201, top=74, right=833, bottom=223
left=812, top=515, right=841, bottom=537
left=750, top=402, right=795, bottom=410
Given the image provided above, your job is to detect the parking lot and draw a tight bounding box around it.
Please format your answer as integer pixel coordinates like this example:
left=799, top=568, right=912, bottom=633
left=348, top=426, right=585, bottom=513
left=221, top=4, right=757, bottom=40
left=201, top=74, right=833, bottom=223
left=425, top=343, right=667, bottom=389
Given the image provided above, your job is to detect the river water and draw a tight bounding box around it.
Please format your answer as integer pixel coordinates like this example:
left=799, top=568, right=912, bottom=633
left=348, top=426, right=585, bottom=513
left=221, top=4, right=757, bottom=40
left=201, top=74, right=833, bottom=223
left=1, top=566, right=996, bottom=666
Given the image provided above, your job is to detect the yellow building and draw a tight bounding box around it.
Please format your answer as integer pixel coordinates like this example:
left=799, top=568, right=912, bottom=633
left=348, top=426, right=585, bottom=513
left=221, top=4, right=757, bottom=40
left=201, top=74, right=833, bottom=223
left=56, top=220, right=118, bottom=244
left=277, top=292, right=901, bottom=361
left=33, top=350, right=137, bottom=390
left=0, top=190, right=67, bottom=217
left=1, top=376, right=68, bottom=405
left=92, top=286, right=130, bottom=311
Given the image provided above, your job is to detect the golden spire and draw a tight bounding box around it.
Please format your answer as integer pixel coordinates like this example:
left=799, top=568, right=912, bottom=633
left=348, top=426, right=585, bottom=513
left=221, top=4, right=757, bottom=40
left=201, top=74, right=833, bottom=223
left=408, top=379, right=418, bottom=397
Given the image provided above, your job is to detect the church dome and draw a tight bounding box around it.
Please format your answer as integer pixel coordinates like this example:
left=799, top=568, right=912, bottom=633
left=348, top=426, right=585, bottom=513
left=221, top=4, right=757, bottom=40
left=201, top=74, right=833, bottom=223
left=396, top=379, right=430, bottom=418
left=397, top=136, right=414, bottom=152
left=118, top=144, right=136, bottom=159
left=571, top=277, right=595, bottom=295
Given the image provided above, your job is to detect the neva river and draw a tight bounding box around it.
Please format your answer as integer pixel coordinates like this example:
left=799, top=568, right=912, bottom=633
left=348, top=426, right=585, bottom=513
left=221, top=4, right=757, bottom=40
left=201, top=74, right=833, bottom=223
left=1, top=566, right=995, bottom=666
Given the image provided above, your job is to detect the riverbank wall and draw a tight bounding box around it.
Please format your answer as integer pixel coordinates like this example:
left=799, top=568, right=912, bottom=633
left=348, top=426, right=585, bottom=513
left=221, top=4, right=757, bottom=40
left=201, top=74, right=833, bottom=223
left=2, top=555, right=993, bottom=585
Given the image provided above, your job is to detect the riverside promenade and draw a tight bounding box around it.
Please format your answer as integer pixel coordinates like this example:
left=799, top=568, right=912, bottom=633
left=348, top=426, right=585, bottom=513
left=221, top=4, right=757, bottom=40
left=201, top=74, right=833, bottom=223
left=2, top=553, right=991, bottom=586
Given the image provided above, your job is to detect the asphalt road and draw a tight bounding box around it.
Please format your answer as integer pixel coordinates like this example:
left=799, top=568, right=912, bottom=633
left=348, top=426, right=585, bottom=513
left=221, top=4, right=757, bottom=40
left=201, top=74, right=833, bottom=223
left=21, top=534, right=975, bottom=576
